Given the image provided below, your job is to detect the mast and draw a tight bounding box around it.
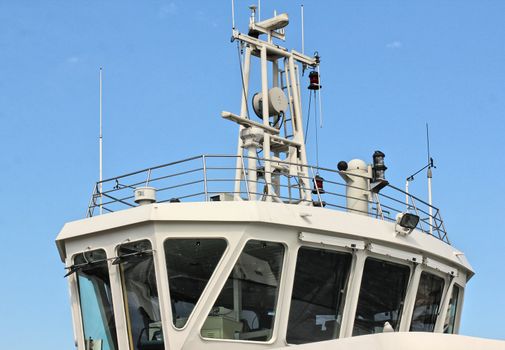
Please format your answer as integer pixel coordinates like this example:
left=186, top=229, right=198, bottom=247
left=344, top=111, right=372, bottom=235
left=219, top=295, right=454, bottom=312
left=223, top=7, right=319, bottom=204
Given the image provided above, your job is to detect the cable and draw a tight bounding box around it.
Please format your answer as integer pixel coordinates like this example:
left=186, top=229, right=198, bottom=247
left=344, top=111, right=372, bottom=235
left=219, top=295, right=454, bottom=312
left=314, top=90, right=320, bottom=169
left=236, top=42, right=251, bottom=119
left=304, top=90, right=312, bottom=144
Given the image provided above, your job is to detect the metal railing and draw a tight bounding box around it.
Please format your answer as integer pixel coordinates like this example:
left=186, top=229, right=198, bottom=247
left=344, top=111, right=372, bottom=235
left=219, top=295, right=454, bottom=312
left=86, top=154, right=449, bottom=244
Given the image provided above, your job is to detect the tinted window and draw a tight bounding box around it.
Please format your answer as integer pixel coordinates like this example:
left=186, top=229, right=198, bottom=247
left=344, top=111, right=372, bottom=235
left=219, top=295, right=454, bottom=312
left=201, top=240, right=285, bottom=341
left=117, top=240, right=163, bottom=349
left=287, top=247, right=352, bottom=344
left=165, top=238, right=227, bottom=328
left=410, top=272, right=444, bottom=332
left=444, top=284, right=460, bottom=334
left=353, top=258, right=410, bottom=336
left=75, top=249, right=118, bottom=350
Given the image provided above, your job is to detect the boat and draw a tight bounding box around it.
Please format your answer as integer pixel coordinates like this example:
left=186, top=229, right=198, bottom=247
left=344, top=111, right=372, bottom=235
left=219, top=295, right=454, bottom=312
left=55, top=5, right=505, bottom=350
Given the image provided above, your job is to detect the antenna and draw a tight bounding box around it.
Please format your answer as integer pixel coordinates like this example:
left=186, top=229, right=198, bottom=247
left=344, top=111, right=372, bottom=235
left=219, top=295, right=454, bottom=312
left=231, top=0, right=236, bottom=29
left=405, top=123, right=436, bottom=234
left=301, top=4, right=305, bottom=55
left=426, top=123, right=434, bottom=235
left=99, top=67, right=103, bottom=215
left=258, top=0, right=261, bottom=21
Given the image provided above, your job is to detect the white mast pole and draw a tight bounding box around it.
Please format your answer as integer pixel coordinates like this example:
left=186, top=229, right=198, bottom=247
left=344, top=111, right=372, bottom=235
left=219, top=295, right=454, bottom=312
left=426, top=123, right=433, bottom=235
left=301, top=5, right=305, bottom=55
left=231, top=0, right=236, bottom=29
left=99, top=67, right=103, bottom=215
left=428, top=168, right=433, bottom=234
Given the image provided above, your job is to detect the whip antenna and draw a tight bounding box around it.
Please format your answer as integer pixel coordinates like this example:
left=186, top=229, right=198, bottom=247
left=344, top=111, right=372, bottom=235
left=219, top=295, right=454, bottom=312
left=301, top=5, right=305, bottom=55
left=231, top=0, right=236, bottom=30
left=99, top=67, right=103, bottom=215
left=426, top=123, right=434, bottom=235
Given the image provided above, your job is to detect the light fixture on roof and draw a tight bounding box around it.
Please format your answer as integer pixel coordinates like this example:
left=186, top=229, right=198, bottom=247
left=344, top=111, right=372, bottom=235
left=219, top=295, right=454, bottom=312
left=395, top=212, right=420, bottom=236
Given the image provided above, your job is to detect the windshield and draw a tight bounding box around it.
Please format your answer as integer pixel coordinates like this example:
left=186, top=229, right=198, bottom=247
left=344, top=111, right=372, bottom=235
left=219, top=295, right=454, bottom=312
left=410, top=272, right=444, bottom=332
left=75, top=249, right=118, bottom=350
left=287, top=247, right=352, bottom=344
left=165, top=238, right=227, bottom=328
left=444, top=284, right=460, bottom=333
left=353, top=258, right=410, bottom=336
left=117, top=240, right=163, bottom=350
left=201, top=240, right=285, bottom=342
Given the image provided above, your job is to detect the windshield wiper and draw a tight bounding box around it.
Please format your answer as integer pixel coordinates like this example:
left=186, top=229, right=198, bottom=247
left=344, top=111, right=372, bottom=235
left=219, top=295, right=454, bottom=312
left=112, top=249, right=153, bottom=265
left=64, top=258, right=109, bottom=277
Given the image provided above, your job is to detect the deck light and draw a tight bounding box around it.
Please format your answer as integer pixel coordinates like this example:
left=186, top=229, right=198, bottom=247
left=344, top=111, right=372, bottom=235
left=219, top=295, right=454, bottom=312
left=395, top=212, right=420, bottom=235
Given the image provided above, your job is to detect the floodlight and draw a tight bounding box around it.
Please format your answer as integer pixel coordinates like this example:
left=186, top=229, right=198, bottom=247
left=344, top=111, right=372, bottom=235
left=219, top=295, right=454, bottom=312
left=395, top=212, right=420, bottom=235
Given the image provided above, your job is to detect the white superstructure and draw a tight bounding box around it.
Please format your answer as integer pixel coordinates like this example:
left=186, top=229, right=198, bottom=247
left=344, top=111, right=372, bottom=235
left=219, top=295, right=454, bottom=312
left=56, top=6, right=505, bottom=350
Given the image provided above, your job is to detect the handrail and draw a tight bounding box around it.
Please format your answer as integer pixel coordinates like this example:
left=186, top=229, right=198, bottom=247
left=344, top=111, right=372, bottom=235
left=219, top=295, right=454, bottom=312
left=86, top=154, right=450, bottom=244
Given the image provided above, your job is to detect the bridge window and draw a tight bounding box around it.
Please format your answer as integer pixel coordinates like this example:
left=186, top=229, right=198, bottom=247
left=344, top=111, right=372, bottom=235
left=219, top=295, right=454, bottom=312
left=444, top=284, right=460, bottom=334
left=201, top=240, right=285, bottom=342
left=75, top=249, right=118, bottom=350
left=287, top=247, right=352, bottom=344
left=352, top=258, right=410, bottom=336
left=410, top=272, right=444, bottom=332
left=165, top=238, right=227, bottom=328
left=116, top=240, right=163, bottom=350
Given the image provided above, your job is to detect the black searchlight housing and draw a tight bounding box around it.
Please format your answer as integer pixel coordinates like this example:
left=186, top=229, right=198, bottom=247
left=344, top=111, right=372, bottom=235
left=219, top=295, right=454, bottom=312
left=395, top=212, right=420, bottom=235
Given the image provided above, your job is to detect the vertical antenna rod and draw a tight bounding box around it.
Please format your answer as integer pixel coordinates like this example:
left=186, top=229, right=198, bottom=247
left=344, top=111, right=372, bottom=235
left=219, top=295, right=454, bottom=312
left=301, top=5, right=305, bottom=55
left=231, top=0, right=236, bottom=29
left=426, top=123, right=433, bottom=234
left=258, top=0, right=261, bottom=21
left=99, top=67, right=103, bottom=215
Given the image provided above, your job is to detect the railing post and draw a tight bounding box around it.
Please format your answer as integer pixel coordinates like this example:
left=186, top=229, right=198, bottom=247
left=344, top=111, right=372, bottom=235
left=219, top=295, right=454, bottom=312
left=202, top=155, right=208, bottom=201
left=240, top=155, right=250, bottom=200
left=409, top=197, right=427, bottom=234
left=87, top=183, right=98, bottom=217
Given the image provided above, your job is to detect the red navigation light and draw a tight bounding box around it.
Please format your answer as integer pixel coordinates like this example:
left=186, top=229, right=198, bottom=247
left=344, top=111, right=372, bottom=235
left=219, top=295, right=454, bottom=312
left=312, top=174, right=325, bottom=194
left=308, top=71, right=320, bottom=90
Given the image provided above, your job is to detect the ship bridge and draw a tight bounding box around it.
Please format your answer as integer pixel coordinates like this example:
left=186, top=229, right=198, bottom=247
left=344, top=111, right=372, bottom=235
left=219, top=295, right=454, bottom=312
left=56, top=155, right=472, bottom=350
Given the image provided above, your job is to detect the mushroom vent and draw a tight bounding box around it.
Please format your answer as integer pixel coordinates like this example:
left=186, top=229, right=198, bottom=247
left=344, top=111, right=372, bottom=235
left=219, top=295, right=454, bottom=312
left=134, top=187, right=157, bottom=206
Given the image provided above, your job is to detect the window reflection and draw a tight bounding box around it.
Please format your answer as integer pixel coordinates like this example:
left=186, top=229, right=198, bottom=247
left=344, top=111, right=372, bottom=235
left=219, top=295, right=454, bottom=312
left=287, top=247, right=352, bottom=344
left=202, top=240, right=285, bottom=341
left=410, top=272, right=444, bottom=332
left=444, top=284, right=460, bottom=334
left=75, top=249, right=118, bottom=350
left=353, top=258, right=410, bottom=336
left=117, top=240, right=163, bottom=350
left=165, top=238, right=227, bottom=328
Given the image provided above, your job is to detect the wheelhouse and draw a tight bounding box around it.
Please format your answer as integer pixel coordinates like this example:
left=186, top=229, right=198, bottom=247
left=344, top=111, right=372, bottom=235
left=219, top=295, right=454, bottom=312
left=57, top=201, right=471, bottom=350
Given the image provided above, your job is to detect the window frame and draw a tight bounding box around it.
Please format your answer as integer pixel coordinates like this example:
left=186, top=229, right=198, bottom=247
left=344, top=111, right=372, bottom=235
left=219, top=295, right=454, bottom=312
left=72, top=248, right=120, bottom=350
left=114, top=239, right=164, bottom=350
left=199, top=237, right=288, bottom=345
left=285, top=244, right=354, bottom=344
left=350, top=253, right=414, bottom=336
left=163, top=235, right=230, bottom=332
left=408, top=269, right=446, bottom=332
left=440, top=282, right=463, bottom=334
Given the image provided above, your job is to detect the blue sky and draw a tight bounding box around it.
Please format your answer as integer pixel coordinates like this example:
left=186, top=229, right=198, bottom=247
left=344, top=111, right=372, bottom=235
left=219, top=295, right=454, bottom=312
left=0, top=1, right=504, bottom=348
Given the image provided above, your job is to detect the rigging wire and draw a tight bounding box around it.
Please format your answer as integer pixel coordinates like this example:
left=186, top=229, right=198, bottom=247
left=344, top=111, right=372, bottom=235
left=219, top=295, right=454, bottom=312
left=236, top=42, right=251, bottom=119
left=314, top=89, right=320, bottom=169
left=304, top=90, right=312, bottom=144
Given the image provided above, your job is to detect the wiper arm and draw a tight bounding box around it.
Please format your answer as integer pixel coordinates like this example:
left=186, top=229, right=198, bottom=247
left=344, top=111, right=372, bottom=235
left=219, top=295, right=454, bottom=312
left=64, top=257, right=110, bottom=277
left=112, top=249, right=154, bottom=265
